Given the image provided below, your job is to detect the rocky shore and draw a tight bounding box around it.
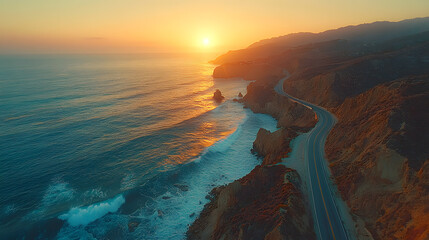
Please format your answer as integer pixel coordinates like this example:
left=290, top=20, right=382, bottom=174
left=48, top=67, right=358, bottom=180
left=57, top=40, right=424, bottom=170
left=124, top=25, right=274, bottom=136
left=187, top=165, right=314, bottom=240
left=187, top=68, right=317, bottom=239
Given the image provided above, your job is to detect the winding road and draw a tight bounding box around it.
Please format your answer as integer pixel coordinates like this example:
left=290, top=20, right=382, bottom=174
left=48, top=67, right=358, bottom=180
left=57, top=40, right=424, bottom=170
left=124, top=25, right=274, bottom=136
left=274, top=73, right=350, bottom=240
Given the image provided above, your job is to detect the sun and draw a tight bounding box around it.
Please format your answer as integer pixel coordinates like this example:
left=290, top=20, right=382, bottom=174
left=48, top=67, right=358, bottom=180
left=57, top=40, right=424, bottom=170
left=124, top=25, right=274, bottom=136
left=202, top=38, right=210, bottom=46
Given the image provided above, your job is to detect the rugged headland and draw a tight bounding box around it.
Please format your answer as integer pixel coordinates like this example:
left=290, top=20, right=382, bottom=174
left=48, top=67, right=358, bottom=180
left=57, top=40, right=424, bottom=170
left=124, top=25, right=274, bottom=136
left=188, top=70, right=317, bottom=239
left=188, top=17, right=429, bottom=240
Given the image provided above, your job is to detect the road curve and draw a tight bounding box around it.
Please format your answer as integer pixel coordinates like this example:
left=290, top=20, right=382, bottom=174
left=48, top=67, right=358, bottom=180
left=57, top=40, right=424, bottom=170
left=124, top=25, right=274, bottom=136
left=274, top=72, right=350, bottom=240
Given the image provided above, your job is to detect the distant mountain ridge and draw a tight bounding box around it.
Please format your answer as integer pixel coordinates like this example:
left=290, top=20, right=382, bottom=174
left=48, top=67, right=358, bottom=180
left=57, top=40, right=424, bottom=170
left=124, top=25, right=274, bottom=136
left=249, top=17, right=429, bottom=48
left=212, top=17, right=429, bottom=64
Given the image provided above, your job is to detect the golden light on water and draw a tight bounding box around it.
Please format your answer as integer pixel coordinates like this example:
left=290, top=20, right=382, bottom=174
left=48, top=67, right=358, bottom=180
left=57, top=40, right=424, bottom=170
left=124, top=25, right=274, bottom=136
left=163, top=123, right=237, bottom=166
left=192, top=82, right=216, bottom=112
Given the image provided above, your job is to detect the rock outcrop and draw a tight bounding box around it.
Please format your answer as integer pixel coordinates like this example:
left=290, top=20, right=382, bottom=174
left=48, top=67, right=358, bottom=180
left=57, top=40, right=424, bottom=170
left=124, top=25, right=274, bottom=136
left=240, top=79, right=316, bottom=130
left=187, top=165, right=315, bottom=240
left=252, top=128, right=297, bottom=165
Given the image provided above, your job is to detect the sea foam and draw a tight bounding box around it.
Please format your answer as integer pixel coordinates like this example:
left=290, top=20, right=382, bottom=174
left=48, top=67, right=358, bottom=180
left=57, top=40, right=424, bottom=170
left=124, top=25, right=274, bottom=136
left=59, top=194, right=125, bottom=226
left=135, top=109, right=278, bottom=239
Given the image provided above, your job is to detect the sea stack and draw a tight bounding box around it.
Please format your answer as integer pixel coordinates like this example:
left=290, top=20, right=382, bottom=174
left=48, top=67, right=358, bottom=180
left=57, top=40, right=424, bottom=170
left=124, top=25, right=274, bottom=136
left=213, top=89, right=224, bottom=102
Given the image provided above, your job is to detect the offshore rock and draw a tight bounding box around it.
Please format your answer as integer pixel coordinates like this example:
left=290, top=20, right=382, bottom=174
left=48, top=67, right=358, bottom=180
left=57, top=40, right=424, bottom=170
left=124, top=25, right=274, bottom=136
left=213, top=89, right=224, bottom=102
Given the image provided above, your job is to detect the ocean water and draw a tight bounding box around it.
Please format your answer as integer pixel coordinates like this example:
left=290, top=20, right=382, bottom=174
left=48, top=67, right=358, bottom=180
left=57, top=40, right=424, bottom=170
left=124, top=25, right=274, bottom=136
left=0, top=54, right=277, bottom=239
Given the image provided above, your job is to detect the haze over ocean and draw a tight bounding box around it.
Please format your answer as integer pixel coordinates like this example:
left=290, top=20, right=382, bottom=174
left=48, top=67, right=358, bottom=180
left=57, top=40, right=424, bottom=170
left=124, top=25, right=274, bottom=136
left=0, top=54, right=277, bottom=239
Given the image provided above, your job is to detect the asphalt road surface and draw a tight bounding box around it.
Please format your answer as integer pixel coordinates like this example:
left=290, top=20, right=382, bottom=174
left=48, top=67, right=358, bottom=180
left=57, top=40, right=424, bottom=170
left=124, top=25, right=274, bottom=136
left=275, top=73, right=350, bottom=240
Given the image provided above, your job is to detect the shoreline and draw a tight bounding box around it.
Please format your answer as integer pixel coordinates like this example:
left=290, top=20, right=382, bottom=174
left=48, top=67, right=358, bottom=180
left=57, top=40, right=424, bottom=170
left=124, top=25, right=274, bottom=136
left=1, top=60, right=275, bottom=239
left=54, top=88, right=280, bottom=239
left=187, top=72, right=318, bottom=239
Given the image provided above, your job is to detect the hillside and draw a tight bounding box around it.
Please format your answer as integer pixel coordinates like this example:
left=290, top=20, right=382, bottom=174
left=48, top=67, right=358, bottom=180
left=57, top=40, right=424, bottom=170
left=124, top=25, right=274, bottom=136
left=326, top=77, right=429, bottom=239
left=212, top=17, right=429, bottom=64
left=203, top=17, right=429, bottom=239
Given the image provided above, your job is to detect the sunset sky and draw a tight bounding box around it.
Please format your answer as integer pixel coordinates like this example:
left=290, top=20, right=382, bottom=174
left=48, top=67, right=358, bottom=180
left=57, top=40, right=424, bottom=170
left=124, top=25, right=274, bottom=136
left=1, top=0, right=428, bottom=54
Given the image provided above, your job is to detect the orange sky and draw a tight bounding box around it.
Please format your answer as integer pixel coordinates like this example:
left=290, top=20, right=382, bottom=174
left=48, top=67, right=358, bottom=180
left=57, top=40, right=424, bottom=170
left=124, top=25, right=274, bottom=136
left=1, top=0, right=428, bottom=54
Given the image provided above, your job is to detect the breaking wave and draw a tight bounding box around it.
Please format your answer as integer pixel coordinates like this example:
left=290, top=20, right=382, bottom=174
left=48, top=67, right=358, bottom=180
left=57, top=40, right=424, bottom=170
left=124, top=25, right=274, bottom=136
left=59, top=194, right=125, bottom=227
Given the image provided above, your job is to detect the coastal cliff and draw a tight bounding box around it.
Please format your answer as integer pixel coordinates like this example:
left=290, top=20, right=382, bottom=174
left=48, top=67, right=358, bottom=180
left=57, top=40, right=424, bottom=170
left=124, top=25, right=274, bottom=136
left=187, top=165, right=315, bottom=240
left=190, top=19, right=429, bottom=240
left=241, top=80, right=316, bottom=130
left=251, top=128, right=296, bottom=165
left=188, top=67, right=317, bottom=239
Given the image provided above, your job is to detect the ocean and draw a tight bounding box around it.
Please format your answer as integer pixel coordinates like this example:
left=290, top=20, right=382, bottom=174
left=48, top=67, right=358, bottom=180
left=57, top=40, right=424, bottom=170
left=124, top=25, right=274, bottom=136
left=0, top=54, right=277, bottom=239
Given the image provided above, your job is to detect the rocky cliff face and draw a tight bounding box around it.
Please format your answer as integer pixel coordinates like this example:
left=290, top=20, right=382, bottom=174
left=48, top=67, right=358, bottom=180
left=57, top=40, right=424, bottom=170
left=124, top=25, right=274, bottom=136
left=187, top=72, right=317, bottom=239
left=196, top=24, right=429, bottom=240
left=187, top=165, right=315, bottom=240
left=241, top=79, right=316, bottom=130
left=325, top=77, right=429, bottom=240
left=251, top=128, right=297, bottom=165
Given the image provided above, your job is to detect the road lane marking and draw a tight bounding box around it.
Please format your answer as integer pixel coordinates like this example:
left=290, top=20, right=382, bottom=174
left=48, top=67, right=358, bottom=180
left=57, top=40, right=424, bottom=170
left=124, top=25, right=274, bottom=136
left=313, top=112, right=336, bottom=240
left=317, top=112, right=349, bottom=239
left=276, top=73, right=347, bottom=239
left=306, top=125, right=323, bottom=239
